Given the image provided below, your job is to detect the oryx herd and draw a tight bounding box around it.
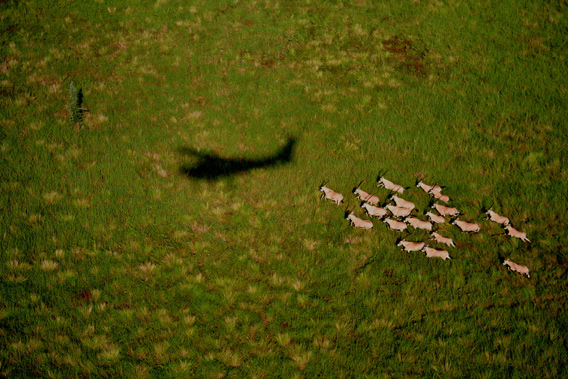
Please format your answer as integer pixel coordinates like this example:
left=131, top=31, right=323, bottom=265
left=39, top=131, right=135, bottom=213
left=319, top=173, right=531, bottom=278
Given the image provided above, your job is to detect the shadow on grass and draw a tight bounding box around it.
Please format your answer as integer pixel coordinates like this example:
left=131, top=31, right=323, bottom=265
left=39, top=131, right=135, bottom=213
left=178, top=137, right=296, bottom=180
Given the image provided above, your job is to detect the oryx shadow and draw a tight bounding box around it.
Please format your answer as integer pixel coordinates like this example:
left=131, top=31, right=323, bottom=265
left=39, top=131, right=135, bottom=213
left=178, top=137, right=296, bottom=180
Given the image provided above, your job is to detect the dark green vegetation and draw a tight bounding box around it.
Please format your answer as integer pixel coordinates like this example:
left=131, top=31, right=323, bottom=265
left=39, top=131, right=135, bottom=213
left=1, top=0, right=567, bottom=377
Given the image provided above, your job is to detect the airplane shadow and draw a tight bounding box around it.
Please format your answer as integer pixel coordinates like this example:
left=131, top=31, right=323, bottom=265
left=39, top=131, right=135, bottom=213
left=178, top=137, right=296, bottom=180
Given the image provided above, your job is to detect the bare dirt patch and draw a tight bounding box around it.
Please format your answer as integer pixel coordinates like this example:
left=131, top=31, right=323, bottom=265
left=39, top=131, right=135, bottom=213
left=382, top=36, right=427, bottom=76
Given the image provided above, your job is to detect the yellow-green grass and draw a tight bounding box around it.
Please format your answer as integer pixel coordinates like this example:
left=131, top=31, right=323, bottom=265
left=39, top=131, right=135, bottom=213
left=1, top=0, right=567, bottom=377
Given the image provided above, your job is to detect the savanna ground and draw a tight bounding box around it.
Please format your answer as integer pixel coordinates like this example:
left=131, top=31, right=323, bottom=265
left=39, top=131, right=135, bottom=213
left=1, top=0, right=567, bottom=377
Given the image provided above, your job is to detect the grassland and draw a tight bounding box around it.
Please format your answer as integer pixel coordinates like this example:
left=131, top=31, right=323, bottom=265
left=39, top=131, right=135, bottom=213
left=1, top=0, right=567, bottom=377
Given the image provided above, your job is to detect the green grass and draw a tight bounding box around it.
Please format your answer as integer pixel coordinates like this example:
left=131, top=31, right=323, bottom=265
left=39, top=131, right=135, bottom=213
left=1, top=0, right=567, bottom=377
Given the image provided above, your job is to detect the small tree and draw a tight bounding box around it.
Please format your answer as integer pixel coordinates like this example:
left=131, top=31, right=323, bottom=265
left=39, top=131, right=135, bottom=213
left=67, top=81, right=85, bottom=125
